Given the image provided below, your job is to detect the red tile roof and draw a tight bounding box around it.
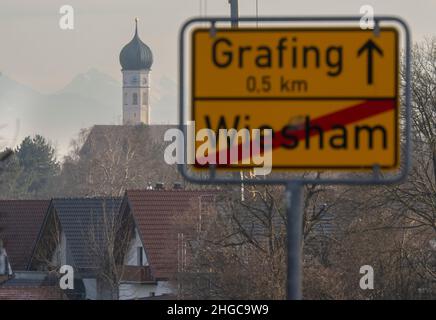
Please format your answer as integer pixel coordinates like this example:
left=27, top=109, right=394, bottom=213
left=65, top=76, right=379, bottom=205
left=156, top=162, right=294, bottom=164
left=125, top=190, right=215, bottom=280
left=0, top=286, right=64, bottom=300
left=0, top=200, right=50, bottom=271
left=121, top=265, right=154, bottom=283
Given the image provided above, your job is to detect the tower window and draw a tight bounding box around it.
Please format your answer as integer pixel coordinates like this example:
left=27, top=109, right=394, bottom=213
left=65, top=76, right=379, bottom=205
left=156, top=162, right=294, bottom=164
left=132, top=93, right=138, bottom=105
left=142, top=92, right=147, bottom=105
left=124, top=93, right=127, bottom=105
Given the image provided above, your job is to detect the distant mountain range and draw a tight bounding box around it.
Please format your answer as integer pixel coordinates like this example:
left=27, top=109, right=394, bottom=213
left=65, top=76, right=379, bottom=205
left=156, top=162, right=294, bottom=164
left=0, top=69, right=177, bottom=158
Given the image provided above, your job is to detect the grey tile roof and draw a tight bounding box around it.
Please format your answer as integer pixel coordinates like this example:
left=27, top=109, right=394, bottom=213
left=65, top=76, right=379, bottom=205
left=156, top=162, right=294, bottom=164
left=50, top=198, right=123, bottom=269
left=1, top=276, right=56, bottom=287
left=1, top=278, right=45, bottom=287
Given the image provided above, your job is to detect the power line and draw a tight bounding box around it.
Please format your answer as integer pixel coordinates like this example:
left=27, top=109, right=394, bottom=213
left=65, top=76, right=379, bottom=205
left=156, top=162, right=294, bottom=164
left=199, top=0, right=207, bottom=17
left=256, top=0, right=258, bottom=27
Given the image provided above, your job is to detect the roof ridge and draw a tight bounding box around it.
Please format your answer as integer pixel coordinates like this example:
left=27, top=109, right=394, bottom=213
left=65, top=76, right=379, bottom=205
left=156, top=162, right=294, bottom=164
left=0, top=199, right=50, bottom=203
left=126, top=189, right=216, bottom=192
left=52, top=196, right=123, bottom=200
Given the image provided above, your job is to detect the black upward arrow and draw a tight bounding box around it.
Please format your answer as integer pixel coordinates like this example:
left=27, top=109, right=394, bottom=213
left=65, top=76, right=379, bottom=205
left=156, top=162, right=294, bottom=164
left=357, top=39, right=384, bottom=85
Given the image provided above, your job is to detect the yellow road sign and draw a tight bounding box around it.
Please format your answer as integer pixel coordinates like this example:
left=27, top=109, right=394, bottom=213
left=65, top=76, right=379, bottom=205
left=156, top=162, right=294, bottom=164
left=191, top=27, right=399, bottom=170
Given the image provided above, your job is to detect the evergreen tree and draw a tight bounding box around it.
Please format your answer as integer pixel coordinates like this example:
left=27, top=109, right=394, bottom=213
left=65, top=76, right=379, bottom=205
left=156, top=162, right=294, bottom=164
left=0, top=135, right=59, bottom=198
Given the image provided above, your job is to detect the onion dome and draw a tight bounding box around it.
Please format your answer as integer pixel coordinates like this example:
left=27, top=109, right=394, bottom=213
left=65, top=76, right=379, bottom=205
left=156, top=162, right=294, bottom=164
left=119, top=18, right=153, bottom=70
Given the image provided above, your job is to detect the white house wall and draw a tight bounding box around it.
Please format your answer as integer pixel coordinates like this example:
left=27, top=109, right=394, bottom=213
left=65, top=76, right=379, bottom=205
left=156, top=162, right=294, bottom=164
left=50, top=231, right=67, bottom=267
left=83, top=278, right=98, bottom=300
left=119, top=228, right=174, bottom=299
left=124, top=229, right=148, bottom=266
left=119, top=281, right=173, bottom=300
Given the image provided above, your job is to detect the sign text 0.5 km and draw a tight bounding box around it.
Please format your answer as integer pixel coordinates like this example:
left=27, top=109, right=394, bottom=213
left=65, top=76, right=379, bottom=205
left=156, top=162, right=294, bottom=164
left=191, top=27, right=399, bottom=170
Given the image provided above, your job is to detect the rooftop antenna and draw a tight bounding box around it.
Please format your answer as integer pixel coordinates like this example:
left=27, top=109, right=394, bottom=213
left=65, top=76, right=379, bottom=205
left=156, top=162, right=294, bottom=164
left=228, top=0, right=239, bottom=28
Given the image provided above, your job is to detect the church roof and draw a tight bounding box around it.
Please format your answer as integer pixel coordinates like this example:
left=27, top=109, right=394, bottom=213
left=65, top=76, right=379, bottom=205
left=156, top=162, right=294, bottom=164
left=80, top=125, right=174, bottom=156
left=119, top=19, right=153, bottom=71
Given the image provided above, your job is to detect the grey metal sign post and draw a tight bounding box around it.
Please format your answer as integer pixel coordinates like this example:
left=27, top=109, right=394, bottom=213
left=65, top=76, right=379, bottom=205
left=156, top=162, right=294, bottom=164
left=286, top=182, right=303, bottom=299
left=228, top=0, right=239, bottom=28
left=179, top=16, right=411, bottom=300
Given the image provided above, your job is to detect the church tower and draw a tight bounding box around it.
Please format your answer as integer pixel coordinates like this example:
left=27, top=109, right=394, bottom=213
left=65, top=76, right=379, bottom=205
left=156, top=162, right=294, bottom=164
left=119, top=18, right=153, bottom=125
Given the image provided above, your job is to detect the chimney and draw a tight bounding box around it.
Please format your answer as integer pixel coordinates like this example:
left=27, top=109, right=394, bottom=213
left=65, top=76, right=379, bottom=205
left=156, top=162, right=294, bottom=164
left=155, top=182, right=164, bottom=190
left=173, top=182, right=183, bottom=190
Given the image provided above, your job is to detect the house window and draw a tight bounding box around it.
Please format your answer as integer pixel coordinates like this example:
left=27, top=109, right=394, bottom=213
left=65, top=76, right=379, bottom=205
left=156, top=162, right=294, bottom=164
left=132, top=93, right=138, bottom=105
left=137, top=247, right=143, bottom=266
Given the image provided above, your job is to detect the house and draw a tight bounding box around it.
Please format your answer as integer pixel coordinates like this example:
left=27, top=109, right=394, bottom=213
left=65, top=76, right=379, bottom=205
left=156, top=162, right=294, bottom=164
left=27, top=189, right=216, bottom=300
left=118, top=189, right=215, bottom=300
left=0, top=200, right=71, bottom=299
left=29, top=197, right=124, bottom=300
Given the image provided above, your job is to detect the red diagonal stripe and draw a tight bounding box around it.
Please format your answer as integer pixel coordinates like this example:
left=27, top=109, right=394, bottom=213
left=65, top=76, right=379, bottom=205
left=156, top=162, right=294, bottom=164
left=196, top=99, right=396, bottom=167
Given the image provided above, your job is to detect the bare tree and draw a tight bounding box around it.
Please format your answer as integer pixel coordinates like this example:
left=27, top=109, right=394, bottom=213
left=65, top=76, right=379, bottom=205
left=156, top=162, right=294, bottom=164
left=178, top=180, right=334, bottom=300
left=84, top=202, right=135, bottom=300
left=58, top=126, right=180, bottom=197
left=30, top=210, right=62, bottom=272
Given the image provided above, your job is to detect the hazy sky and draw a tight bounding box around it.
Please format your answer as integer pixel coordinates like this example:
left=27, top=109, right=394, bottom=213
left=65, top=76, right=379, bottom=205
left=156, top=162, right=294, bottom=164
left=0, top=0, right=435, bottom=93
